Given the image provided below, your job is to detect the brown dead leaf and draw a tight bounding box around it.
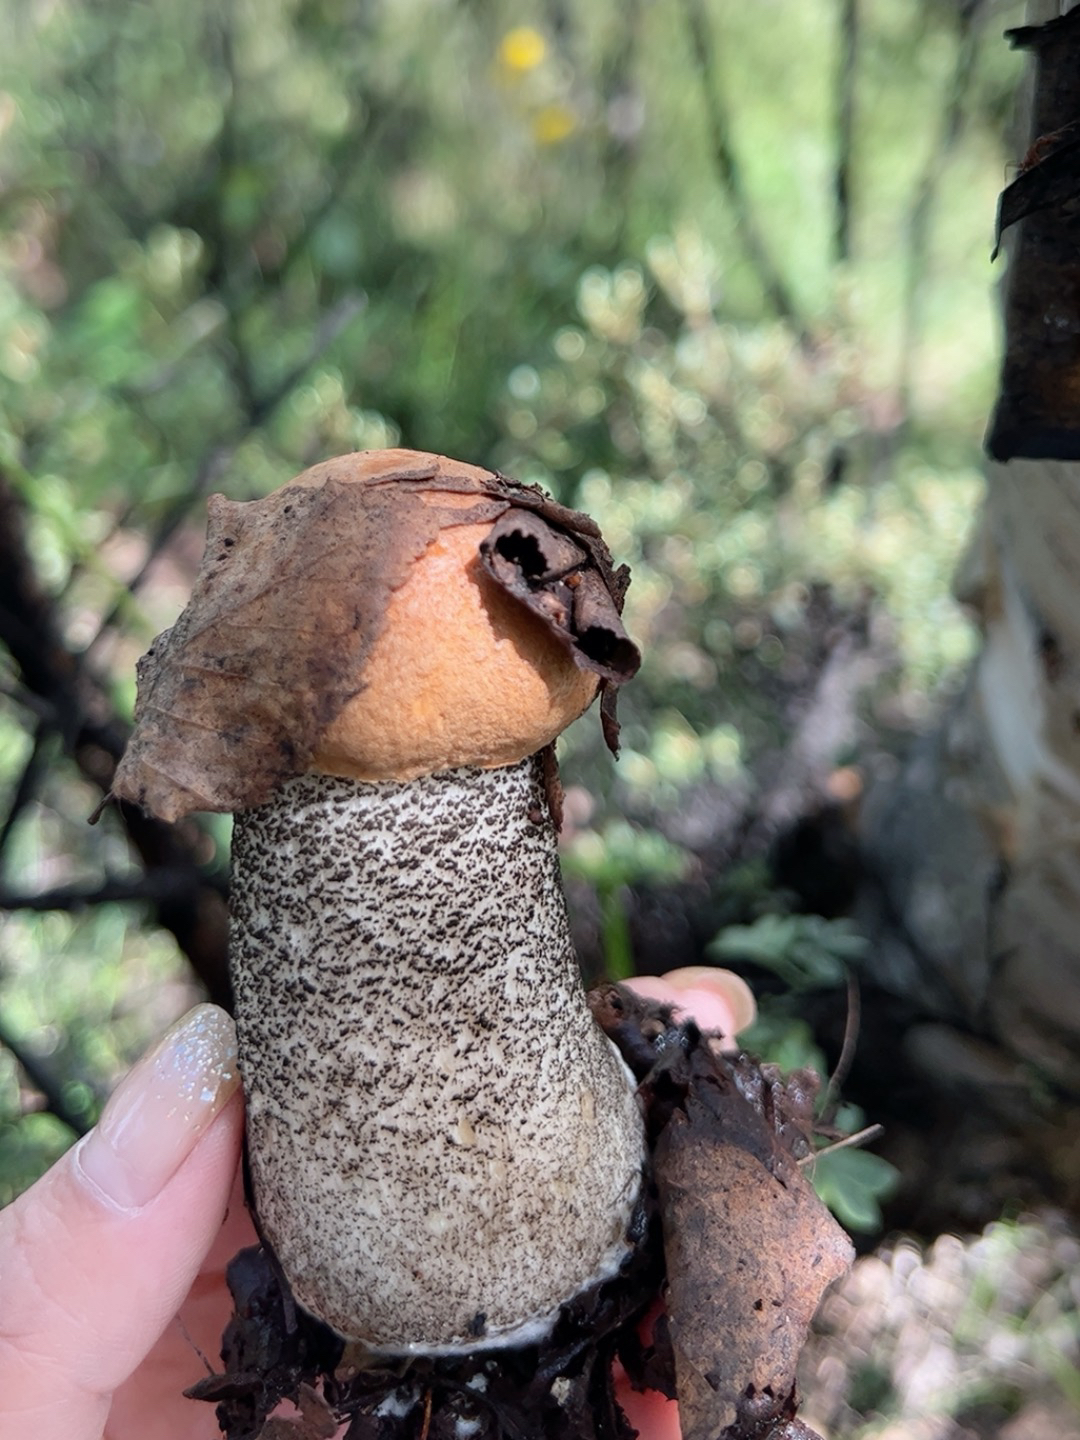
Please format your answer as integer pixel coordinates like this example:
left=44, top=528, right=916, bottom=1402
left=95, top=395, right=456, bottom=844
left=992, top=118, right=1080, bottom=260
left=110, top=454, right=637, bottom=821
left=479, top=508, right=641, bottom=687
left=654, top=1047, right=853, bottom=1440
left=112, top=474, right=474, bottom=820
left=259, top=1383, right=338, bottom=1439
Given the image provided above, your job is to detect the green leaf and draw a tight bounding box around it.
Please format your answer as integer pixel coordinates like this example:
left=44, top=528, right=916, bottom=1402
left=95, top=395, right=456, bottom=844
left=737, top=1014, right=827, bottom=1076
left=710, top=914, right=867, bottom=990
left=809, top=1146, right=899, bottom=1234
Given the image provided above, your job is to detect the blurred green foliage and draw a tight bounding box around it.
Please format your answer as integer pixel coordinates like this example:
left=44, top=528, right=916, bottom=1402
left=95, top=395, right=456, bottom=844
left=0, top=0, right=1023, bottom=1199
left=563, top=819, right=691, bottom=977
left=712, top=911, right=869, bottom=989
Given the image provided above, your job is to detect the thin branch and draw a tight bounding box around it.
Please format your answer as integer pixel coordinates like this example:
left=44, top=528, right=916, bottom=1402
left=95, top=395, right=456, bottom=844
left=678, top=0, right=810, bottom=344
left=820, top=968, right=861, bottom=1125
left=0, top=1012, right=91, bottom=1137
left=593, top=0, right=644, bottom=262
left=83, top=292, right=365, bottom=660
left=798, top=1122, right=884, bottom=1166
left=0, top=475, right=232, bottom=1007
left=0, top=867, right=228, bottom=914
left=834, top=0, right=859, bottom=264
left=83, top=443, right=235, bottom=652
left=0, top=680, right=60, bottom=727
left=248, top=292, right=367, bottom=429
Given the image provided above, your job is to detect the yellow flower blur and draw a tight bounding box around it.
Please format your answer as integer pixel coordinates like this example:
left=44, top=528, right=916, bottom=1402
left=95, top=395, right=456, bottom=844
left=532, top=104, right=576, bottom=145
left=499, top=26, right=548, bottom=72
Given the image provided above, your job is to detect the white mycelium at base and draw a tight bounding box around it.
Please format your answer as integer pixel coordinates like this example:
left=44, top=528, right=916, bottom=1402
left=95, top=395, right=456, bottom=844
left=230, top=757, right=645, bottom=1352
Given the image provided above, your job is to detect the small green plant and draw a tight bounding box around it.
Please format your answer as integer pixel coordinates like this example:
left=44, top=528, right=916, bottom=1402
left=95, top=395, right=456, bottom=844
left=714, top=914, right=898, bottom=1232
left=562, top=821, right=690, bottom=979
left=808, top=1110, right=900, bottom=1234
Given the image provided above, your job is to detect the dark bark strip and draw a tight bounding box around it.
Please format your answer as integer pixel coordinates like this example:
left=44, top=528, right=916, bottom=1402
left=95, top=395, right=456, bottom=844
left=988, top=8, right=1080, bottom=460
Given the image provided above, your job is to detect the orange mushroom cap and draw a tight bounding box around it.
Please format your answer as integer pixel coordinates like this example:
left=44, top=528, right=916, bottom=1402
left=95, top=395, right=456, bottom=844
left=302, top=452, right=599, bottom=782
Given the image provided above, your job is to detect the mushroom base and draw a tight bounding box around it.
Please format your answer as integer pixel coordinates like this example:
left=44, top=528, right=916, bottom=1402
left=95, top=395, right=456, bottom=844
left=191, top=1182, right=664, bottom=1440
left=190, top=989, right=844, bottom=1440
left=229, top=757, right=645, bottom=1351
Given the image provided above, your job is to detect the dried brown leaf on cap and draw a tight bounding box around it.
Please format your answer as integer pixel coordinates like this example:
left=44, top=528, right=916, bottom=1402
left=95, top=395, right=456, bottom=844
left=108, top=451, right=639, bottom=822
left=478, top=508, right=638, bottom=684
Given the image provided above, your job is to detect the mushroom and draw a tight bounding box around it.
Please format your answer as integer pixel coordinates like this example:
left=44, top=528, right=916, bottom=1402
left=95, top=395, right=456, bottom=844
left=111, top=449, right=646, bottom=1354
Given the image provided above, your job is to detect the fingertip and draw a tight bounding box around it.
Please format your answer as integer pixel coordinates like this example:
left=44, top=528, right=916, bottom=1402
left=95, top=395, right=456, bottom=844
left=77, top=1004, right=240, bottom=1213
left=661, top=967, right=757, bottom=1036
left=0, top=1027, right=245, bottom=1426
left=624, top=968, right=756, bottom=1048
left=623, top=975, right=677, bottom=1007
left=613, top=1364, right=682, bottom=1440
left=617, top=1387, right=682, bottom=1440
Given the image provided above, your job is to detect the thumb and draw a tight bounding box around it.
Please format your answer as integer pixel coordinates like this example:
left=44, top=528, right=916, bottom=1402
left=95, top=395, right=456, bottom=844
left=0, top=1004, right=243, bottom=1440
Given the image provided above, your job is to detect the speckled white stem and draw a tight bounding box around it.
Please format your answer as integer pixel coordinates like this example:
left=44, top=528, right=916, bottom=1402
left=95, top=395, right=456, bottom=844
left=229, top=757, right=645, bottom=1353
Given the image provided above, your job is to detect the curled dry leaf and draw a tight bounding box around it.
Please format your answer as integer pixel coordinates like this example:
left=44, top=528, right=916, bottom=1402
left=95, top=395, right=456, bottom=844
left=992, top=118, right=1080, bottom=259
left=110, top=452, right=639, bottom=822
left=479, top=509, right=640, bottom=685
left=652, top=1042, right=854, bottom=1440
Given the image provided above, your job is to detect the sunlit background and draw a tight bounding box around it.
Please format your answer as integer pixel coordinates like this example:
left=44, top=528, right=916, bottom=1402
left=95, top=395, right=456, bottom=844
left=0, top=0, right=1022, bottom=1191
left=9, top=3, right=1080, bottom=1431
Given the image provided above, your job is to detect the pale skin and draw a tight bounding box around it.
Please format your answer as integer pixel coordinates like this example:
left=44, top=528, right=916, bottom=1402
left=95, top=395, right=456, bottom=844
left=0, top=971, right=753, bottom=1440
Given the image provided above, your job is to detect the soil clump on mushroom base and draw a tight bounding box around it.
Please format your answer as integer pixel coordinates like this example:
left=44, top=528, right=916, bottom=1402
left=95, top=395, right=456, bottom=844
left=188, top=988, right=850, bottom=1440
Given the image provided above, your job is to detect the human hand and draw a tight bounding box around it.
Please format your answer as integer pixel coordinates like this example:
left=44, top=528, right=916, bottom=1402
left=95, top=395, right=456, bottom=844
left=0, top=968, right=753, bottom=1440
left=0, top=1004, right=247, bottom=1440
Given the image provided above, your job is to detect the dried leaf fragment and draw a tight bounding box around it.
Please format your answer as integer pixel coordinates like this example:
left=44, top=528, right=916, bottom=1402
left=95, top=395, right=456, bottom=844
left=114, top=474, right=455, bottom=820
left=654, top=1045, right=853, bottom=1440
left=480, top=508, right=640, bottom=755
left=259, top=1385, right=338, bottom=1440
left=478, top=509, right=640, bottom=686
left=992, top=120, right=1080, bottom=259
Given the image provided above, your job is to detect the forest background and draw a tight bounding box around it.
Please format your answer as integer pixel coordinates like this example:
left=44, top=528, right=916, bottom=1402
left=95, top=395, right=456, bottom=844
left=5, top=0, right=1074, bottom=1428
left=0, top=0, right=1020, bottom=1202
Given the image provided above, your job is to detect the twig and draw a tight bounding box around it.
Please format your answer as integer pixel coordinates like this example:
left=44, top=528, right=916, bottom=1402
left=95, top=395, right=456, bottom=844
left=678, top=0, right=810, bottom=344
left=0, top=1011, right=91, bottom=1136
left=0, top=868, right=228, bottom=914
left=83, top=292, right=364, bottom=660
left=594, top=0, right=644, bottom=261
left=0, top=474, right=232, bottom=1006
left=83, top=442, right=235, bottom=652
left=0, top=682, right=58, bottom=725
left=176, top=1315, right=216, bottom=1377
left=418, top=1388, right=434, bottom=1440
left=798, top=1122, right=884, bottom=1166
left=248, top=293, right=367, bottom=429
left=0, top=722, right=49, bottom=873
left=834, top=0, right=859, bottom=264
left=820, top=967, right=861, bottom=1125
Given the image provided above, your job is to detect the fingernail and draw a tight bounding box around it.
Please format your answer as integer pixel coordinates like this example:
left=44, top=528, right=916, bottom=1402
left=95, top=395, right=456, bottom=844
left=77, top=1004, right=239, bottom=1211
left=662, top=966, right=757, bottom=1035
